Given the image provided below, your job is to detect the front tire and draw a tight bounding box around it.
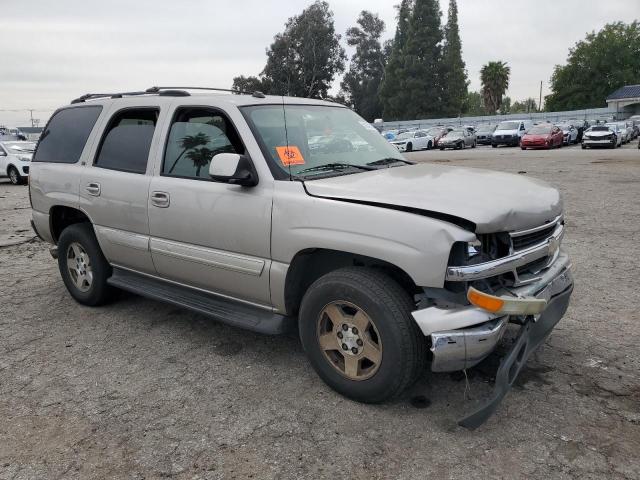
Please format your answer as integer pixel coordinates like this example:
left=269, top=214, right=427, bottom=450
left=8, top=166, right=23, bottom=185
left=299, top=267, right=426, bottom=404
left=58, top=223, right=113, bottom=306
left=406, top=142, right=413, bottom=152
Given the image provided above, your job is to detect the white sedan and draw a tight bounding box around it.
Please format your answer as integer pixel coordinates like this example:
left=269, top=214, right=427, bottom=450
left=0, top=141, right=35, bottom=185
left=556, top=123, right=578, bottom=145
left=390, top=130, right=434, bottom=152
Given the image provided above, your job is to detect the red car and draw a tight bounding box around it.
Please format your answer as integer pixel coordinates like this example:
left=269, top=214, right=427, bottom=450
left=521, top=124, right=564, bottom=150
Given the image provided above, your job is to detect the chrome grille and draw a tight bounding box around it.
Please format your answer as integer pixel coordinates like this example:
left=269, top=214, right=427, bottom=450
left=511, top=224, right=556, bottom=251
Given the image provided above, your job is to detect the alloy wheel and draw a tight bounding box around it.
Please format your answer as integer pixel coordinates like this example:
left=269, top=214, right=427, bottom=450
left=316, top=301, right=382, bottom=381
left=66, top=242, right=93, bottom=292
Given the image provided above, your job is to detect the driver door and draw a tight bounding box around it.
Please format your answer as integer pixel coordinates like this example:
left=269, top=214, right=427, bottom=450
left=147, top=105, right=273, bottom=306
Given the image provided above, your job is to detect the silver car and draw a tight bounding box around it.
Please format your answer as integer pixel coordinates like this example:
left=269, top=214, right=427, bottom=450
left=29, top=88, right=573, bottom=428
left=438, top=128, right=477, bottom=149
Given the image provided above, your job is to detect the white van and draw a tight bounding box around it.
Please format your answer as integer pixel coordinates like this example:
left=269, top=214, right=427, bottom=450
left=491, top=120, right=533, bottom=147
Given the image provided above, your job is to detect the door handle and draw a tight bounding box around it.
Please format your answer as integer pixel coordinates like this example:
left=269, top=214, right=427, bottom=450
left=151, top=191, right=170, bottom=208
left=86, top=182, right=101, bottom=196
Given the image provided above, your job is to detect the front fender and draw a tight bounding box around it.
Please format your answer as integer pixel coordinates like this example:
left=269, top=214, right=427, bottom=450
left=271, top=181, right=475, bottom=289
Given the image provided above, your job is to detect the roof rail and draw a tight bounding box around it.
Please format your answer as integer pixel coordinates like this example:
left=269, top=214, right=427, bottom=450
left=70, top=89, right=191, bottom=104
left=146, top=86, right=267, bottom=98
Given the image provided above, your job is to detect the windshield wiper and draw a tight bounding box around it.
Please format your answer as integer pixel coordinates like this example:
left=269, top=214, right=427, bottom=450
left=366, top=157, right=413, bottom=167
left=297, top=162, right=376, bottom=176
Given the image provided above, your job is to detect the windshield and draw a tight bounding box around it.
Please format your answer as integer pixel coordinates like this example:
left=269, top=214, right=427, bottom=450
left=2, top=142, right=36, bottom=153
left=478, top=124, right=496, bottom=132
left=447, top=130, right=464, bottom=136
left=426, top=127, right=444, bottom=136
left=528, top=125, right=552, bottom=135
left=605, top=124, right=618, bottom=130
left=496, top=121, right=520, bottom=130
left=241, top=105, right=405, bottom=179
left=591, top=126, right=610, bottom=131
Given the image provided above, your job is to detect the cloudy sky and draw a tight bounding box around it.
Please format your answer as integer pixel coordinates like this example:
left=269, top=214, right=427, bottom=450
left=0, top=0, right=637, bottom=126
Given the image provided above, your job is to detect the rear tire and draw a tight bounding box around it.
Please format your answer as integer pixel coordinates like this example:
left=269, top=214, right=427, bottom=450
left=299, top=267, right=426, bottom=404
left=427, top=141, right=432, bottom=150
left=58, top=223, right=113, bottom=306
left=492, top=143, right=497, bottom=148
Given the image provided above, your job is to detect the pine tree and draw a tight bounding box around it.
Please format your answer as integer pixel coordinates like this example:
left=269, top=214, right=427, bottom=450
left=441, top=0, right=468, bottom=117
left=379, top=0, right=414, bottom=120
left=390, top=0, right=444, bottom=120
left=341, top=11, right=387, bottom=121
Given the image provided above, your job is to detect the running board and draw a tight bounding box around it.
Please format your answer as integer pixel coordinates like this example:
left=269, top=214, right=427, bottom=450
left=107, top=268, right=294, bottom=335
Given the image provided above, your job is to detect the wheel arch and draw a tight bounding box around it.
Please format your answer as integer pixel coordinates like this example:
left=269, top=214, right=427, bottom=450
left=49, top=205, right=92, bottom=243
left=283, top=248, right=418, bottom=317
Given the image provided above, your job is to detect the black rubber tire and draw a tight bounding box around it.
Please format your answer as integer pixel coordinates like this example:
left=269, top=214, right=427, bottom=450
left=521, top=146, right=526, bottom=150
left=427, top=141, right=432, bottom=150
left=8, top=166, right=23, bottom=185
left=299, top=267, right=426, bottom=404
left=57, top=223, right=113, bottom=306
left=581, top=144, right=586, bottom=149
left=439, top=147, right=445, bottom=151
left=406, top=142, right=413, bottom=152
left=472, top=141, right=476, bottom=148
left=492, top=143, right=497, bottom=148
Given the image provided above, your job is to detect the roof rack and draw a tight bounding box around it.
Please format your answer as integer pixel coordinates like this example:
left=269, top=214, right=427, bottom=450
left=147, top=86, right=266, bottom=98
left=70, top=86, right=267, bottom=105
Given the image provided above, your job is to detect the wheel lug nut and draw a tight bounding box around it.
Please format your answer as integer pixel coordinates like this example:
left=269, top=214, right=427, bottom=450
left=337, top=332, right=343, bottom=339
left=352, top=327, right=358, bottom=335
left=356, top=339, right=363, bottom=346
left=351, top=347, right=358, bottom=354
left=341, top=343, right=348, bottom=350
left=342, top=324, right=348, bottom=331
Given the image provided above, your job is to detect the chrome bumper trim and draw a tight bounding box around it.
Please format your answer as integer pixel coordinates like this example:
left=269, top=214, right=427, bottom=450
left=445, top=224, right=564, bottom=281
left=431, top=317, right=508, bottom=372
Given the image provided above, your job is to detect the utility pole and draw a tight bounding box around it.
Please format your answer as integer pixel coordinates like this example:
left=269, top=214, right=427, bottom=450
left=538, top=81, right=543, bottom=112
left=29, top=109, right=35, bottom=127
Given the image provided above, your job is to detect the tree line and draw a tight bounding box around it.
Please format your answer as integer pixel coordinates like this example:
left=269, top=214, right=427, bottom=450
left=232, top=2, right=640, bottom=121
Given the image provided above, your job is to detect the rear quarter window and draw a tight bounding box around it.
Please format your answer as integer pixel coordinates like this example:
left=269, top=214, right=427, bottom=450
left=32, top=106, right=102, bottom=163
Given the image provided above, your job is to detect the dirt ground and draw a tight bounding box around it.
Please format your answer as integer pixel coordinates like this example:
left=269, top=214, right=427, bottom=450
left=1, top=142, right=639, bottom=479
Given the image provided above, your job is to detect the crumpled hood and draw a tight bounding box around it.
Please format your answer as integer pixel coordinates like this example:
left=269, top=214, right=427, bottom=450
left=304, top=163, right=562, bottom=233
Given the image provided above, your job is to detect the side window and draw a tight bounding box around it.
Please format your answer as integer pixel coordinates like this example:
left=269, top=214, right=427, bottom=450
left=94, top=108, right=158, bottom=174
left=32, top=106, right=102, bottom=163
left=162, top=107, right=244, bottom=179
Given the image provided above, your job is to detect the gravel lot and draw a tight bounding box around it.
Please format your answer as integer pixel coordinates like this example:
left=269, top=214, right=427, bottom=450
left=1, top=143, right=639, bottom=479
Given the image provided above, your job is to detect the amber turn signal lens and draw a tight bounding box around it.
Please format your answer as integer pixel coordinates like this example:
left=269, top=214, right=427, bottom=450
left=467, top=288, right=505, bottom=313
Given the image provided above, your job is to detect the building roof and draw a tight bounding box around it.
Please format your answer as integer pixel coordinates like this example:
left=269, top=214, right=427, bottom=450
left=607, top=84, right=640, bottom=101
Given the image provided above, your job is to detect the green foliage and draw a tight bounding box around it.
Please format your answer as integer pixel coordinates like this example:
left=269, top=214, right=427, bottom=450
left=379, top=0, right=414, bottom=120
left=441, top=0, right=468, bottom=117
left=381, top=0, right=444, bottom=120
left=231, top=75, right=270, bottom=94
left=262, top=1, right=345, bottom=98
left=511, top=98, right=538, bottom=114
left=545, top=21, right=640, bottom=111
left=480, top=61, right=511, bottom=114
left=463, top=91, right=485, bottom=116
left=340, top=11, right=387, bottom=121
left=499, top=96, right=511, bottom=115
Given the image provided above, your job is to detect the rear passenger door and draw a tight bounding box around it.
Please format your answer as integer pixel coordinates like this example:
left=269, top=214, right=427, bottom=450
left=80, top=106, right=165, bottom=275
left=147, top=105, right=272, bottom=306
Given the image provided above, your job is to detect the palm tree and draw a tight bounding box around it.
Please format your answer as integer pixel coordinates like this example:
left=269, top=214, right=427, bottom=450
left=167, top=133, right=210, bottom=174
left=186, top=147, right=216, bottom=177
left=480, top=61, right=511, bottom=114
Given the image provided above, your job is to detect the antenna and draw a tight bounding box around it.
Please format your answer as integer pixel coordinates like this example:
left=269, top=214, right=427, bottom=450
left=281, top=96, right=292, bottom=181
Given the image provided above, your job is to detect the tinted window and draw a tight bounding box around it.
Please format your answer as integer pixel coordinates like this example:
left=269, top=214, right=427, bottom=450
left=32, top=106, right=102, bottom=163
left=162, top=107, right=243, bottom=179
left=95, top=109, right=158, bottom=174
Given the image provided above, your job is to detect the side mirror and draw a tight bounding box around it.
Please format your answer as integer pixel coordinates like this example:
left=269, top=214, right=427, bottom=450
left=209, top=153, right=258, bottom=187
left=0, top=151, right=6, bottom=156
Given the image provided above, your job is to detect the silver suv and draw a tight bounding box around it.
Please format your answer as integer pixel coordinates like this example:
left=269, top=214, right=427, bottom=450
left=29, top=87, right=573, bottom=428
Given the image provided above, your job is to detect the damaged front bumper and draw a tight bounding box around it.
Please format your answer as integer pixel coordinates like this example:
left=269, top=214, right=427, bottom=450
left=411, top=251, right=573, bottom=428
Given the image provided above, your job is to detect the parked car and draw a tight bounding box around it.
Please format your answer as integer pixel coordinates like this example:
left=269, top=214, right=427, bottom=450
left=29, top=88, right=573, bottom=428
left=555, top=123, right=578, bottom=145
left=0, top=140, right=35, bottom=184
left=425, top=126, right=452, bottom=147
left=582, top=125, right=619, bottom=149
left=604, top=123, right=625, bottom=147
left=438, top=128, right=476, bottom=150
left=615, top=122, right=630, bottom=144
left=390, top=129, right=434, bottom=152
left=475, top=124, right=497, bottom=145
left=491, top=120, right=533, bottom=147
left=0, top=126, right=27, bottom=141
left=521, top=124, right=564, bottom=150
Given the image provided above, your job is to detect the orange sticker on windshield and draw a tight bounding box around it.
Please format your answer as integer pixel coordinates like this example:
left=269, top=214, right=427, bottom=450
left=276, top=146, right=305, bottom=166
